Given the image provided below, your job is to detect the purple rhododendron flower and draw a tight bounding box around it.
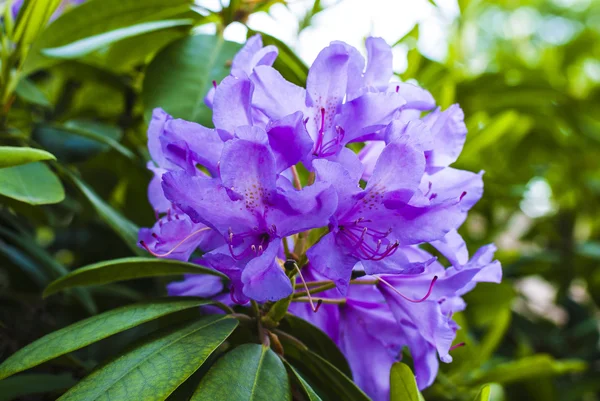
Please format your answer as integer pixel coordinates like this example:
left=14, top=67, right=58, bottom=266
left=140, top=34, right=502, bottom=398
left=289, top=242, right=501, bottom=398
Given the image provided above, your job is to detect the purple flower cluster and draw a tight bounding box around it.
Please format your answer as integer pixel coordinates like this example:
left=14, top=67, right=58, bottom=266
left=140, top=35, right=501, bottom=399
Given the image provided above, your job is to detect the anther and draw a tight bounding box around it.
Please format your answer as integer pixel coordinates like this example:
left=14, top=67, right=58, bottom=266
left=449, top=342, right=466, bottom=352
left=212, top=80, right=217, bottom=89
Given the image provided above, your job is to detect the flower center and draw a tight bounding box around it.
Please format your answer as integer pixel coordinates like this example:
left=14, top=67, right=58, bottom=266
left=226, top=226, right=276, bottom=260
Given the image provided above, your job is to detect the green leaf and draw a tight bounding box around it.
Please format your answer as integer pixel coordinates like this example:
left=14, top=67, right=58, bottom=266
left=59, top=316, right=238, bottom=401
left=143, top=34, right=241, bottom=126
left=0, top=373, right=77, bottom=401
left=42, top=19, right=193, bottom=59
left=15, top=78, right=52, bottom=108
left=191, top=343, right=291, bottom=401
left=44, top=257, right=226, bottom=297
left=474, top=384, right=491, bottom=401
left=390, top=362, right=419, bottom=401
left=22, top=0, right=193, bottom=74
left=0, top=298, right=215, bottom=380
left=278, top=334, right=369, bottom=401
left=11, top=0, right=61, bottom=46
left=467, top=355, right=587, bottom=385
left=59, top=167, right=141, bottom=254
left=279, top=313, right=352, bottom=378
left=284, top=361, right=322, bottom=401
left=0, top=146, right=56, bottom=168
left=34, top=122, right=133, bottom=162
left=0, top=162, right=65, bottom=205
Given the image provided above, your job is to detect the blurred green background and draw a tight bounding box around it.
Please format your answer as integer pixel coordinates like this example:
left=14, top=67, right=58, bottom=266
left=0, top=0, right=598, bottom=400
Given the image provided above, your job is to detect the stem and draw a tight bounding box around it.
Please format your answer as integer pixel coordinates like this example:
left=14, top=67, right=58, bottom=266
left=293, top=282, right=335, bottom=298
left=293, top=280, right=332, bottom=288
left=291, top=165, right=302, bottom=190
left=293, top=297, right=346, bottom=305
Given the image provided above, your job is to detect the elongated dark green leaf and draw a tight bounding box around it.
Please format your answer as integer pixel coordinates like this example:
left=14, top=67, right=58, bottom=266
left=43, top=19, right=193, bottom=58
left=0, top=225, right=96, bottom=314
left=15, top=79, right=52, bottom=108
left=0, top=373, right=76, bottom=401
left=59, top=316, right=238, bottom=401
left=280, top=313, right=352, bottom=378
left=143, top=34, right=241, bottom=126
left=279, top=334, right=369, bottom=401
left=474, top=384, right=491, bottom=401
left=0, top=146, right=55, bottom=168
left=390, top=362, right=419, bottom=401
left=35, top=121, right=133, bottom=162
left=23, top=0, right=193, bottom=74
left=0, top=162, right=64, bottom=205
left=44, top=257, right=226, bottom=297
left=284, top=361, right=322, bottom=401
left=191, top=343, right=291, bottom=401
left=59, top=167, right=141, bottom=254
left=0, top=298, right=213, bottom=380
left=466, top=355, right=587, bottom=385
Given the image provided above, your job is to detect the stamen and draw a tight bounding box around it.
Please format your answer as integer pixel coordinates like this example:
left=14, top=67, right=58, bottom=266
left=449, top=342, right=466, bottom=352
left=378, top=275, right=438, bottom=303
left=396, top=85, right=400, bottom=93
left=294, top=263, right=322, bottom=313
left=459, top=191, right=467, bottom=201
left=212, top=80, right=217, bottom=89
left=140, top=227, right=211, bottom=257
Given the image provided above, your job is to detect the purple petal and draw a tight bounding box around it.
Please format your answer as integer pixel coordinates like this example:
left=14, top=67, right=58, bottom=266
left=338, top=91, right=406, bottom=144
left=431, top=229, right=469, bottom=268
left=241, top=243, right=293, bottom=302
left=367, top=140, right=425, bottom=198
left=338, top=300, right=401, bottom=401
left=147, top=108, right=175, bottom=168
left=220, top=130, right=277, bottom=203
left=423, top=105, right=467, bottom=171
left=266, top=112, right=314, bottom=173
left=307, top=232, right=359, bottom=293
left=162, top=172, right=257, bottom=234
left=358, top=141, right=385, bottom=181
left=305, top=42, right=350, bottom=137
left=161, top=118, right=223, bottom=176
left=389, top=82, right=436, bottom=111
left=167, top=274, right=224, bottom=297
left=212, top=76, right=253, bottom=135
left=147, top=162, right=170, bottom=213
left=363, top=37, right=393, bottom=91
left=268, top=180, right=337, bottom=236
left=231, top=34, right=278, bottom=78
left=250, top=66, right=306, bottom=120
left=313, top=158, right=363, bottom=215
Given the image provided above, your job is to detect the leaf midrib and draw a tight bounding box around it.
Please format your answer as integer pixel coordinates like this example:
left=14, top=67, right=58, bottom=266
left=68, top=316, right=229, bottom=401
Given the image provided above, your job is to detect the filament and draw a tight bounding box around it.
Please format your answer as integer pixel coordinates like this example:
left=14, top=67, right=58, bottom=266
left=139, top=227, right=211, bottom=257
left=378, top=275, right=438, bottom=303
left=294, top=263, right=322, bottom=313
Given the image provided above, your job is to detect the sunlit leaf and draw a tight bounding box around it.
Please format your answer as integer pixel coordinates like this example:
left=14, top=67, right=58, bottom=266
left=0, top=162, right=64, bottom=205
left=42, top=19, right=193, bottom=59
left=143, top=34, right=241, bottom=126
left=390, top=362, right=420, bottom=401
left=0, top=146, right=55, bottom=168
